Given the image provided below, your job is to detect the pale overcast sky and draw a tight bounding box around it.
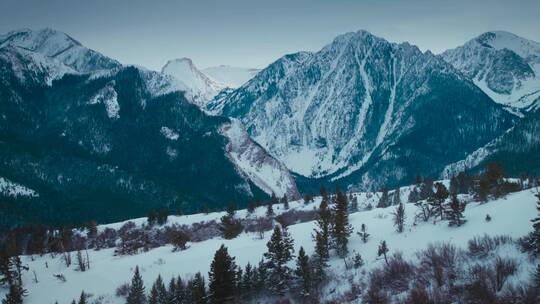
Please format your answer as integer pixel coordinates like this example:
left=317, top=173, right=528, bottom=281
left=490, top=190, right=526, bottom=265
left=1, top=0, right=538, bottom=70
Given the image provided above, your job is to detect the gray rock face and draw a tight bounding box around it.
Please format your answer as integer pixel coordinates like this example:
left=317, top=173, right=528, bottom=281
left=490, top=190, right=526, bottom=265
left=210, top=30, right=514, bottom=189
left=442, top=31, right=540, bottom=110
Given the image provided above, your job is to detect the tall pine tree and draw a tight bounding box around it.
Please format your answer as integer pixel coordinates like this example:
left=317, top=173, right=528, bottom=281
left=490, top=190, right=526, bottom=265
left=332, top=188, right=352, bottom=257
left=264, top=225, right=295, bottom=296
left=127, top=266, right=146, bottom=304
left=531, top=192, right=540, bottom=255
left=208, top=245, right=237, bottom=304
left=392, top=202, right=406, bottom=233
left=446, top=193, right=466, bottom=227
left=430, top=182, right=449, bottom=221
left=294, top=247, right=312, bottom=298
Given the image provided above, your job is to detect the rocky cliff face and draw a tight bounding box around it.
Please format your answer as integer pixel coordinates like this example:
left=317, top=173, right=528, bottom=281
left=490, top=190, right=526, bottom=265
left=210, top=30, right=515, bottom=189
left=442, top=31, right=540, bottom=110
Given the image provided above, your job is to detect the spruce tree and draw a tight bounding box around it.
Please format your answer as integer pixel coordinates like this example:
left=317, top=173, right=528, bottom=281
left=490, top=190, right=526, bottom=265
left=333, top=188, right=352, bottom=257
left=357, top=223, right=370, bottom=243
left=219, top=206, right=243, bottom=240
left=174, top=276, right=186, bottom=304
left=392, top=202, right=406, bottom=233
left=148, top=275, right=167, bottom=304
left=534, top=264, right=540, bottom=288
left=392, top=187, right=401, bottom=206
left=312, top=231, right=329, bottom=285
left=377, top=241, right=389, bottom=265
left=446, top=193, right=466, bottom=227
left=378, top=187, right=389, bottom=208
left=281, top=195, right=289, bottom=210
left=313, top=196, right=331, bottom=261
left=190, top=272, right=207, bottom=304
left=531, top=192, right=540, bottom=255
left=264, top=225, right=295, bottom=296
left=127, top=266, right=146, bottom=304
left=241, top=263, right=254, bottom=300
left=1, top=283, right=24, bottom=304
left=78, top=291, right=87, bottom=304
left=266, top=202, right=274, bottom=217
left=208, top=245, right=237, bottom=304
left=430, top=182, right=449, bottom=221
left=294, top=247, right=312, bottom=298
left=167, top=278, right=176, bottom=304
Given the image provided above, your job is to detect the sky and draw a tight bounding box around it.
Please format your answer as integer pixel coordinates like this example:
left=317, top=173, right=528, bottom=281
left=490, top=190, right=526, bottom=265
left=1, top=0, right=539, bottom=71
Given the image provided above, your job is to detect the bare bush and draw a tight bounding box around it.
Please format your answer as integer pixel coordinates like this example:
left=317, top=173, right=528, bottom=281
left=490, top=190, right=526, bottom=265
left=115, top=282, right=130, bottom=297
left=467, top=234, right=513, bottom=258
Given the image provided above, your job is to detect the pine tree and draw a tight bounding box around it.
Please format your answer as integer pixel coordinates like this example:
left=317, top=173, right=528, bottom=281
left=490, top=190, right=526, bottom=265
left=147, top=209, right=157, bottom=226
left=294, top=247, right=312, bottom=298
left=148, top=275, right=167, bottom=304
left=531, top=192, right=540, bottom=255
left=281, top=195, right=289, bottom=210
left=247, top=202, right=255, bottom=214
left=377, top=241, right=389, bottom=265
left=167, top=278, right=177, bottom=304
left=392, top=202, right=406, bottom=233
left=312, top=231, right=329, bottom=285
left=313, top=196, right=331, bottom=261
left=430, top=182, right=449, bottom=221
left=190, top=272, right=207, bottom=304
left=219, top=205, right=243, bottom=240
left=534, top=264, right=540, bottom=288
left=392, top=187, right=401, bottom=206
left=127, top=266, right=146, bottom=304
left=157, top=208, right=169, bottom=225
left=208, top=245, right=237, bottom=304
left=264, top=225, right=295, bottom=296
left=174, top=276, right=186, bottom=304
left=78, top=291, right=87, bottom=304
left=241, top=263, right=254, bottom=300
left=333, top=188, right=352, bottom=257
left=357, top=223, right=370, bottom=243
left=378, top=187, right=389, bottom=208
left=446, top=193, right=466, bottom=227
left=352, top=252, right=364, bottom=269
left=2, top=283, right=24, bottom=304
left=266, top=202, right=274, bottom=217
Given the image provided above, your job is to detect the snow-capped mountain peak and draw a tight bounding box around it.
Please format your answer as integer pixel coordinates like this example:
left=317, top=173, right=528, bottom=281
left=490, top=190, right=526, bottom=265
left=202, top=65, right=261, bottom=88
left=442, top=31, right=540, bottom=110
left=0, top=28, right=121, bottom=74
left=161, top=57, right=226, bottom=107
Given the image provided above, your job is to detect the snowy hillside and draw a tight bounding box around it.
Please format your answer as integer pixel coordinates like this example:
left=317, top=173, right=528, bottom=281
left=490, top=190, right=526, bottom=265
left=202, top=65, right=260, bottom=88
left=8, top=186, right=539, bottom=303
left=442, top=31, right=540, bottom=110
left=161, top=58, right=227, bottom=107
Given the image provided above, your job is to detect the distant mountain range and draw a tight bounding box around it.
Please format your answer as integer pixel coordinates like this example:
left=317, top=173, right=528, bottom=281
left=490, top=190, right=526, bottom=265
left=1, top=27, right=539, bottom=227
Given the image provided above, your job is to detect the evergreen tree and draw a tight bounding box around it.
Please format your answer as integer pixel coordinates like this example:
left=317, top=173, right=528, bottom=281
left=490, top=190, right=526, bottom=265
left=531, top=192, right=540, bottom=255
left=392, top=202, right=406, bottom=233
left=167, top=278, right=177, bottom=304
left=78, top=291, right=87, bottom=304
left=534, top=264, right=540, bottom=288
left=312, top=231, right=329, bottom=285
left=294, top=247, right=312, bottom=298
left=264, top=225, right=295, bottom=296
left=419, top=177, right=435, bottom=200
left=266, top=202, right=274, bottom=217
left=377, top=241, right=389, bottom=265
left=313, top=196, right=331, bottom=261
left=2, top=283, right=24, bottom=304
left=357, top=224, right=370, bottom=243
left=174, top=276, right=186, bottom=304
left=208, top=245, right=237, bottom=304
left=378, top=187, right=389, bottom=208
left=157, top=208, right=169, bottom=225
left=189, top=272, right=207, bottom=304
left=430, top=182, right=449, bottom=221
left=446, top=193, right=466, bottom=227
left=281, top=195, right=289, bottom=210
left=392, top=187, right=401, bottom=206
left=332, top=188, right=353, bottom=257
left=241, top=263, right=254, bottom=300
left=352, top=252, right=364, bottom=269
left=246, top=202, right=255, bottom=214
left=127, top=266, right=146, bottom=304
left=148, top=275, right=167, bottom=304
left=147, top=209, right=157, bottom=226
left=219, top=205, right=243, bottom=240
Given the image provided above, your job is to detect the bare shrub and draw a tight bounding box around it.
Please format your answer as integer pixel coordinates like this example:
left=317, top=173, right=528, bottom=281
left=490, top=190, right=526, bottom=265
left=493, top=257, right=517, bottom=292
left=416, top=243, right=461, bottom=288
left=275, top=209, right=317, bottom=227
left=115, top=282, right=130, bottom=297
left=467, top=234, right=513, bottom=258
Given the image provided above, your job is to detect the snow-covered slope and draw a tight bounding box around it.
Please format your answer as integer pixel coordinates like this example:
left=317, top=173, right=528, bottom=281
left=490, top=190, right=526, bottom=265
left=442, top=31, right=540, bottom=110
left=210, top=30, right=513, bottom=189
left=10, top=188, right=538, bottom=303
left=161, top=58, right=227, bottom=107
left=202, top=65, right=260, bottom=88
left=221, top=119, right=300, bottom=199
left=0, top=177, right=38, bottom=198
left=0, top=28, right=121, bottom=74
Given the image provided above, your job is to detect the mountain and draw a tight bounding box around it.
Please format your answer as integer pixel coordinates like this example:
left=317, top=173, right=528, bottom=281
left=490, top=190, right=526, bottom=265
left=161, top=57, right=227, bottom=106
left=202, top=65, right=260, bottom=88
left=441, top=31, right=540, bottom=110
left=0, top=29, right=298, bottom=227
left=442, top=107, right=540, bottom=178
left=0, top=28, right=121, bottom=74
left=209, top=30, right=515, bottom=190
